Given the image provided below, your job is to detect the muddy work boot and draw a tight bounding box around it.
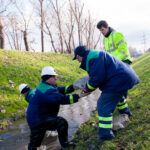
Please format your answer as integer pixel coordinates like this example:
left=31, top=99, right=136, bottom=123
left=120, top=110, right=132, bottom=117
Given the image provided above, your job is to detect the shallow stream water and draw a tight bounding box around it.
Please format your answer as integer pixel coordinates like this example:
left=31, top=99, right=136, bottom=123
left=0, top=89, right=100, bottom=150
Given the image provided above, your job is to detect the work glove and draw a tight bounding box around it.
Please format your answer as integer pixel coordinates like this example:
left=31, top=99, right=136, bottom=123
left=73, top=84, right=80, bottom=90
left=67, top=84, right=74, bottom=93
left=73, top=76, right=89, bottom=90
left=71, top=94, right=80, bottom=103
left=78, top=90, right=90, bottom=98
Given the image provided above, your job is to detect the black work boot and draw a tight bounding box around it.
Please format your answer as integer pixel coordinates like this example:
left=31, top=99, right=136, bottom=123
left=28, top=145, right=37, bottom=150
left=61, top=141, right=76, bottom=149
left=118, top=107, right=132, bottom=117
left=126, top=111, right=132, bottom=117
left=121, top=111, right=132, bottom=117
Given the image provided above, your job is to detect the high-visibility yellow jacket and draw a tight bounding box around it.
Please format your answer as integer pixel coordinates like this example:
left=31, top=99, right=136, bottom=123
left=104, top=31, right=132, bottom=62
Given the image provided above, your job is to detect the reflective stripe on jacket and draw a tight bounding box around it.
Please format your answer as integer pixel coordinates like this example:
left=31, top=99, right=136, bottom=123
left=104, top=31, right=131, bottom=62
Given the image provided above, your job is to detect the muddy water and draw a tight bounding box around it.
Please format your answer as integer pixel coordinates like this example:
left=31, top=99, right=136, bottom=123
left=0, top=89, right=100, bottom=150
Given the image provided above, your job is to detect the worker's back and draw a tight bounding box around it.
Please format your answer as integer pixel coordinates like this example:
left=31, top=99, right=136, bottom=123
left=101, top=51, right=139, bottom=92
left=81, top=50, right=140, bottom=93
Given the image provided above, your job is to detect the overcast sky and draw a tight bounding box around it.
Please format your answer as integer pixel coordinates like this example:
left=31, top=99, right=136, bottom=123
left=10, top=0, right=149, bottom=52
left=82, top=0, right=150, bottom=52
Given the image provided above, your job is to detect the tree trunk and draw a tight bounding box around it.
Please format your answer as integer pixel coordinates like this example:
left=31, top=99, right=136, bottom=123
left=40, top=0, right=44, bottom=52
left=23, top=30, right=29, bottom=51
left=0, top=16, right=5, bottom=49
left=41, top=21, right=44, bottom=52
left=44, top=22, right=57, bottom=53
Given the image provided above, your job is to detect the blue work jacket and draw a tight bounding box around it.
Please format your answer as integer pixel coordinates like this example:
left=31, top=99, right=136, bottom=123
left=80, top=50, right=140, bottom=93
left=26, top=81, right=78, bottom=128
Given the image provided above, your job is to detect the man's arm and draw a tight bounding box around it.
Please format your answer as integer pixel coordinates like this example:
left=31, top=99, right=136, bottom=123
left=45, top=88, right=79, bottom=105
left=84, top=57, right=106, bottom=92
left=57, top=85, right=75, bottom=94
left=114, top=32, right=129, bottom=60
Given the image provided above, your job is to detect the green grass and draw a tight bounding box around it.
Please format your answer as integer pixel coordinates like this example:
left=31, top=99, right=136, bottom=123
left=0, top=49, right=86, bottom=122
left=72, top=52, right=150, bottom=150
left=1, top=49, right=150, bottom=149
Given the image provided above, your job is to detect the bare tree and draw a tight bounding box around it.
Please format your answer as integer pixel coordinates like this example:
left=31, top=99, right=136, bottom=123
left=0, top=16, right=4, bottom=49
left=82, top=12, right=102, bottom=49
left=62, top=0, right=76, bottom=53
left=69, top=0, right=85, bottom=45
left=23, top=30, right=29, bottom=51
left=30, top=0, right=46, bottom=52
left=43, top=0, right=74, bottom=53
left=49, top=0, right=64, bottom=53
left=39, top=0, right=45, bottom=52
left=44, top=0, right=101, bottom=53
left=0, top=0, right=11, bottom=13
left=44, top=20, right=57, bottom=53
left=0, top=0, right=12, bottom=49
left=83, top=13, right=92, bottom=49
left=5, top=16, right=23, bottom=50
left=12, top=0, right=35, bottom=51
left=62, top=17, right=75, bottom=53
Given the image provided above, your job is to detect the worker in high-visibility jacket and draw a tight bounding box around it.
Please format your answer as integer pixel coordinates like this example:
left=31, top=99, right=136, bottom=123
left=73, top=46, right=140, bottom=140
left=97, top=20, right=132, bottom=65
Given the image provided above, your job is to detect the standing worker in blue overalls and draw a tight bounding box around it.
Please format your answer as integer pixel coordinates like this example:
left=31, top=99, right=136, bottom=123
left=73, top=46, right=140, bottom=140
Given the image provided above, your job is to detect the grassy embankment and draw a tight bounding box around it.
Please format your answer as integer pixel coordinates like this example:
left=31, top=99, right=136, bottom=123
left=1, top=49, right=150, bottom=149
left=0, top=49, right=86, bottom=129
left=72, top=52, right=150, bottom=150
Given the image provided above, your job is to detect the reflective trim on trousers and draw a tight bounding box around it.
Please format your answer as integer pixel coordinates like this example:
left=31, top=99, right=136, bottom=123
left=117, top=103, right=128, bottom=110
left=99, top=116, right=112, bottom=121
left=99, top=123, right=112, bottom=128
left=117, top=99, right=127, bottom=106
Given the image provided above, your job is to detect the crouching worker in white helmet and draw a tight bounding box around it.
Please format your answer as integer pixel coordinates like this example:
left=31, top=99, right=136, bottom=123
left=19, top=84, right=35, bottom=103
left=26, top=66, right=82, bottom=150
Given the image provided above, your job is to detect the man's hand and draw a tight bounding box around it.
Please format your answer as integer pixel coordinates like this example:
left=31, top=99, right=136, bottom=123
left=79, top=90, right=90, bottom=98
left=73, top=76, right=89, bottom=90
left=83, top=85, right=91, bottom=93
left=73, top=84, right=80, bottom=90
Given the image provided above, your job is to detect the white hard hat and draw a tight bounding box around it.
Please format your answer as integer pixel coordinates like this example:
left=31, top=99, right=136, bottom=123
left=41, top=66, right=58, bottom=76
left=19, top=83, right=28, bottom=93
